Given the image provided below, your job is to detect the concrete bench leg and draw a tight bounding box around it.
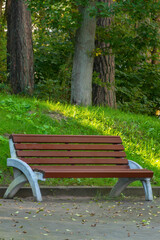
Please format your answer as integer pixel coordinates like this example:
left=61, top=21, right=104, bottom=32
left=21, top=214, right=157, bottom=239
left=109, top=178, right=134, bottom=198
left=110, top=160, right=153, bottom=201
left=3, top=158, right=44, bottom=201
left=3, top=169, right=27, bottom=199
left=109, top=177, right=153, bottom=201
left=141, top=178, right=153, bottom=201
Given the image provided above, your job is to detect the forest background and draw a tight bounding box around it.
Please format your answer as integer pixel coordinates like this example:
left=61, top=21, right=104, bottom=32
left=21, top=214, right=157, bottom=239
left=0, top=0, right=160, bottom=186
left=0, top=0, right=160, bottom=115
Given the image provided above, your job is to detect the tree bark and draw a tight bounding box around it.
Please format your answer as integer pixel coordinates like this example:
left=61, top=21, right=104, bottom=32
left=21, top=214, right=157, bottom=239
left=71, top=1, right=96, bottom=106
left=0, top=0, right=3, bottom=17
left=151, top=13, right=160, bottom=65
left=93, top=0, right=116, bottom=108
left=7, top=0, right=34, bottom=94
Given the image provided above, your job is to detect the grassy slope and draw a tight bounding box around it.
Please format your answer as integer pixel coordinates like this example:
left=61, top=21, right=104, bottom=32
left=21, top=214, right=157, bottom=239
left=0, top=93, right=160, bottom=186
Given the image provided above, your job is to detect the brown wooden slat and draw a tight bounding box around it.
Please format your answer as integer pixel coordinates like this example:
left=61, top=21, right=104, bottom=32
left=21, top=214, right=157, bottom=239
left=17, top=150, right=126, bottom=158
left=31, top=166, right=153, bottom=178
left=31, top=165, right=149, bottom=171
left=32, top=165, right=129, bottom=170
left=12, top=134, right=122, bottom=144
left=20, top=157, right=128, bottom=165
left=12, top=134, right=121, bottom=138
left=15, top=143, right=124, bottom=151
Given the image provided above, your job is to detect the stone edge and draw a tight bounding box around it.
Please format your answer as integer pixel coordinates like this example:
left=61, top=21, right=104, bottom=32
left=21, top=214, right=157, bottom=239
left=0, top=186, right=160, bottom=198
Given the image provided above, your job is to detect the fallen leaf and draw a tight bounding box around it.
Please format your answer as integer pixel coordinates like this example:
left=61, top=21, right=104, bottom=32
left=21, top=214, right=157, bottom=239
left=36, top=208, right=44, bottom=213
left=81, top=219, right=87, bottom=224
left=26, top=211, right=31, bottom=214
left=91, top=223, right=96, bottom=227
left=90, top=213, right=95, bottom=216
left=75, top=213, right=82, bottom=217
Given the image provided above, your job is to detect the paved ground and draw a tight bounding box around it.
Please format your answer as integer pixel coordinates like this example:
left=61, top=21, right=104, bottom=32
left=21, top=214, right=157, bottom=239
left=0, top=196, right=160, bottom=240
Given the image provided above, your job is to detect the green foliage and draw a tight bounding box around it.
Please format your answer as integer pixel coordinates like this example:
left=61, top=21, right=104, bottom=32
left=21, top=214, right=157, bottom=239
left=1, top=0, right=160, bottom=115
left=0, top=135, right=8, bottom=143
left=0, top=97, right=57, bottom=135
left=93, top=0, right=160, bottom=115
left=0, top=82, right=11, bottom=93
left=34, top=50, right=72, bottom=102
left=29, top=0, right=159, bottom=114
left=116, top=64, right=160, bottom=115
left=26, top=0, right=78, bottom=101
left=117, top=0, right=160, bottom=21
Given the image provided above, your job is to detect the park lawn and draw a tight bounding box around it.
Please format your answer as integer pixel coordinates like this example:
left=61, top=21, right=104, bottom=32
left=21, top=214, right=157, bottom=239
left=0, top=93, right=160, bottom=187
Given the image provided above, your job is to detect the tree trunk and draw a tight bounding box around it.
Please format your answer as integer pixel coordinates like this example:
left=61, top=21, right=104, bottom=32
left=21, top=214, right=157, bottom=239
left=151, top=13, right=160, bottom=65
left=0, top=0, right=3, bottom=16
left=71, top=1, right=96, bottom=106
left=7, top=0, right=34, bottom=94
left=93, top=0, right=116, bottom=108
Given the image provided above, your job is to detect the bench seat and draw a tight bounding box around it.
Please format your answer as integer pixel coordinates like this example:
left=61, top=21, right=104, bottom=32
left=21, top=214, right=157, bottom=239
left=31, top=165, right=153, bottom=179
left=4, top=134, right=153, bottom=201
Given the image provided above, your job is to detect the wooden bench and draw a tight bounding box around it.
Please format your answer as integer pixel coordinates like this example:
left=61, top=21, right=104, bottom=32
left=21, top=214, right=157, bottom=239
left=4, top=134, right=153, bottom=201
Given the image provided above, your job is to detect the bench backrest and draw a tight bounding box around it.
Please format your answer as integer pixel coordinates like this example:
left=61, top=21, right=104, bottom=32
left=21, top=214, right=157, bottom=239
left=10, top=134, right=129, bottom=168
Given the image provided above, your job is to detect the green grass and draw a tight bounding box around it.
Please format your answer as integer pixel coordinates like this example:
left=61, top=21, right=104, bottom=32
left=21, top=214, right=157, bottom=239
left=0, top=92, right=160, bottom=187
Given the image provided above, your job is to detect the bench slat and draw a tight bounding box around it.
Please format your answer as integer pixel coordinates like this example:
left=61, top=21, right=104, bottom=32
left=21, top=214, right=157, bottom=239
left=12, top=134, right=121, bottom=138
left=31, top=165, right=153, bottom=178
left=12, top=135, right=122, bottom=143
left=33, top=166, right=130, bottom=170
left=20, top=157, right=128, bottom=165
left=17, top=150, right=126, bottom=158
left=15, top=143, right=124, bottom=151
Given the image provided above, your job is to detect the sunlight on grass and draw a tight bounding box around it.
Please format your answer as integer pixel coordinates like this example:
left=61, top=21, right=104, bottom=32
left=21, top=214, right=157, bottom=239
left=45, top=101, right=160, bottom=177
left=0, top=93, right=160, bottom=186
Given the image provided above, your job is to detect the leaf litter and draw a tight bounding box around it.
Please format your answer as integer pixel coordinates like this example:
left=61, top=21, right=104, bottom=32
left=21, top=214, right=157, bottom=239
left=1, top=197, right=160, bottom=239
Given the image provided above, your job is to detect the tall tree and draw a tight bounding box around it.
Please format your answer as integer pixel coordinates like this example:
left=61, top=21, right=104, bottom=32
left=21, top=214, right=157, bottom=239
left=0, top=0, right=3, bottom=16
left=93, top=0, right=116, bottom=108
left=6, top=0, right=34, bottom=94
left=151, top=11, right=160, bottom=65
left=71, top=0, right=96, bottom=106
left=0, top=0, right=7, bottom=82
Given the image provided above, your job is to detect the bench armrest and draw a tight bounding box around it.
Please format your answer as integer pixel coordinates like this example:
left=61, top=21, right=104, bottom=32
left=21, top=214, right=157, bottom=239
left=128, top=160, right=143, bottom=169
